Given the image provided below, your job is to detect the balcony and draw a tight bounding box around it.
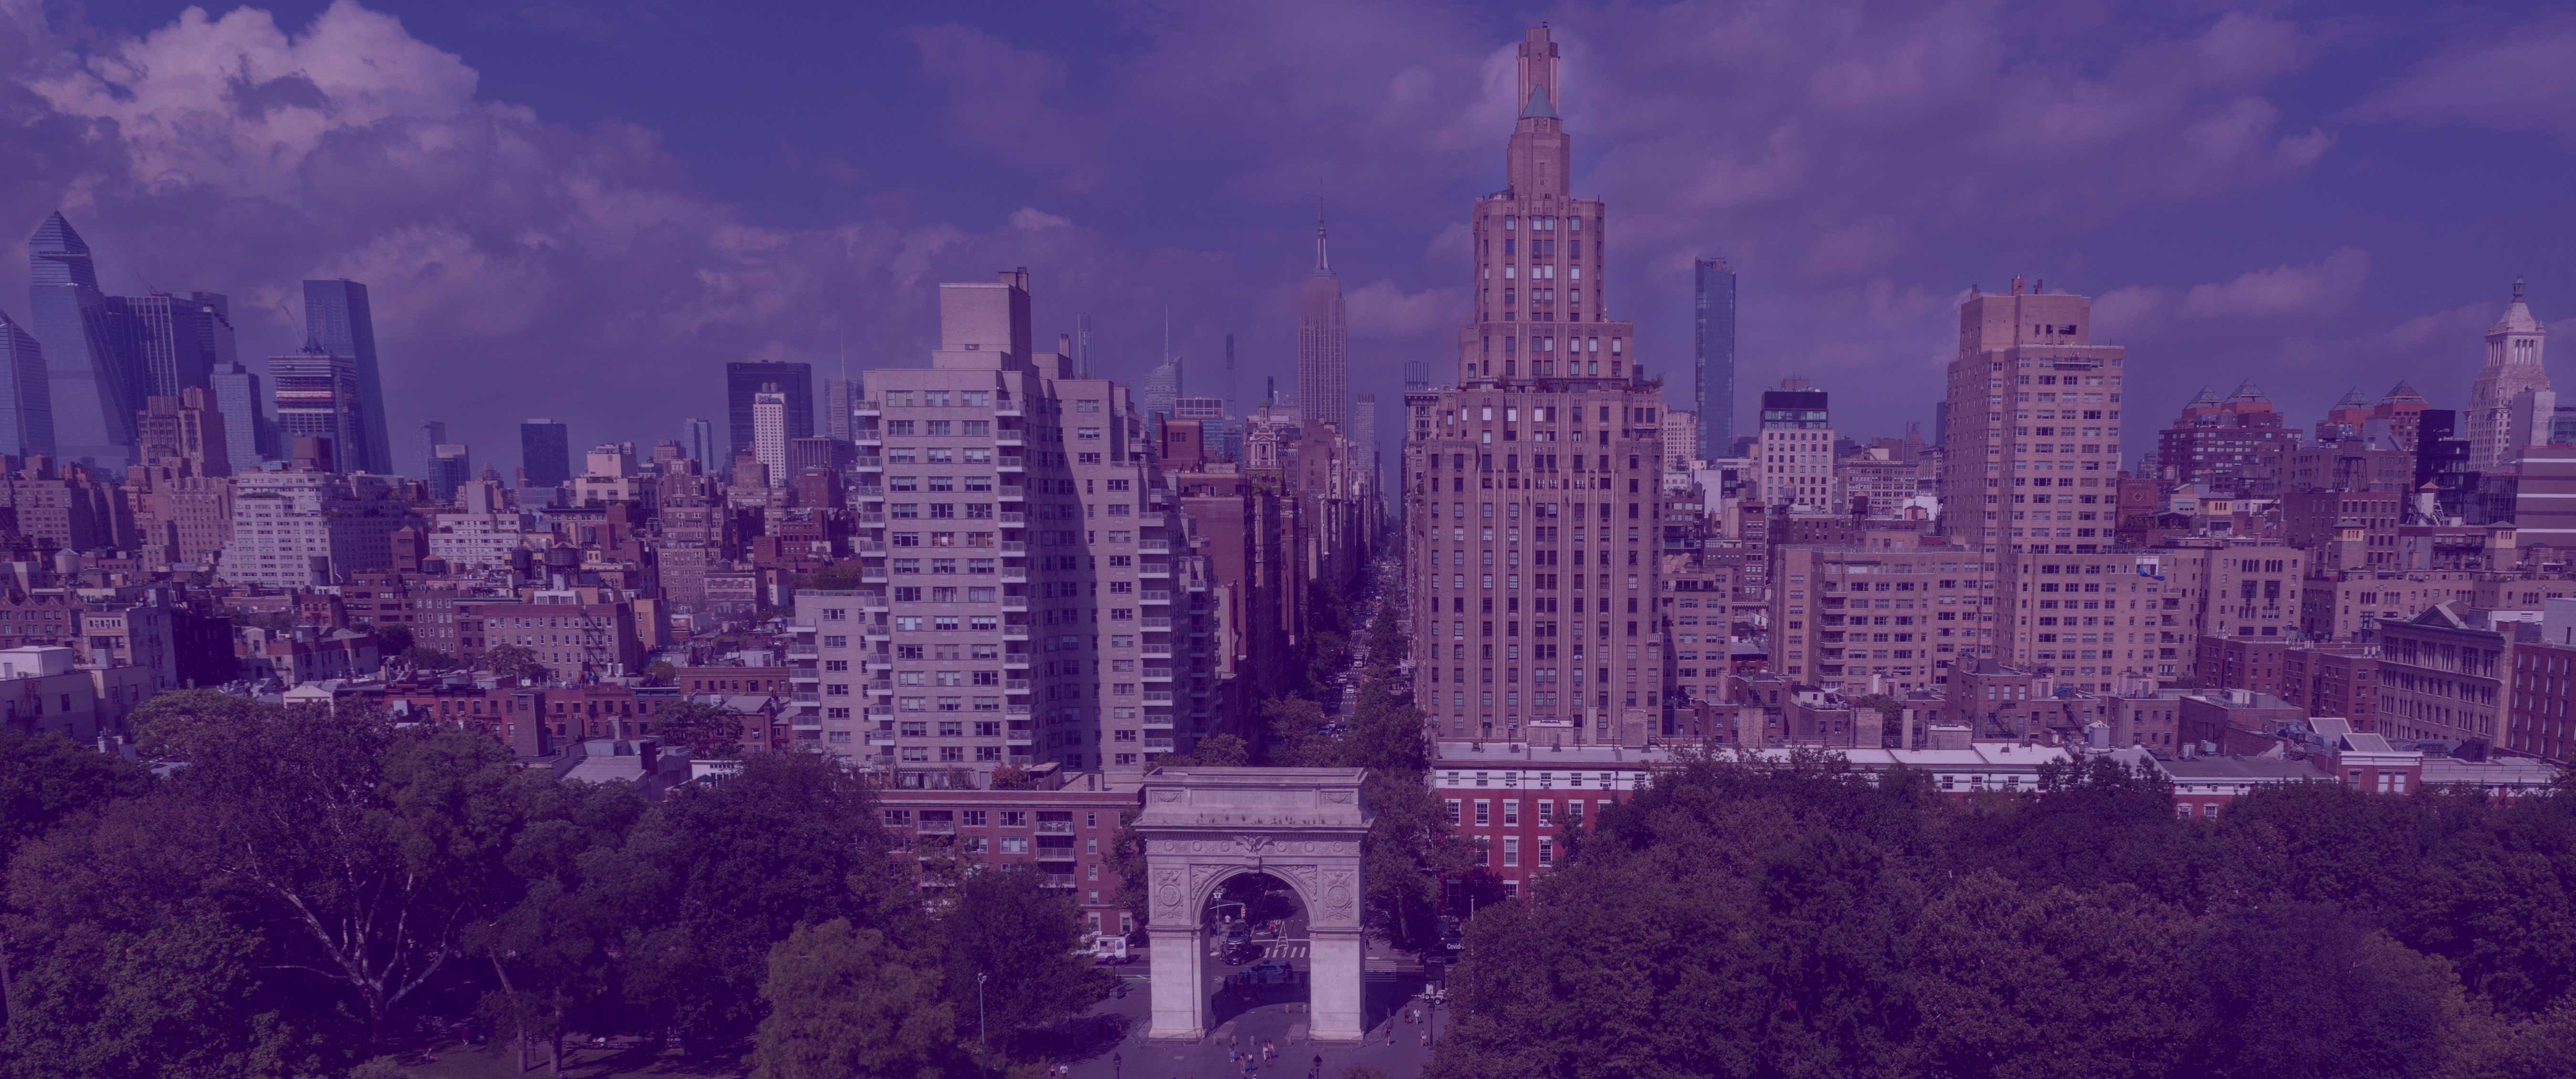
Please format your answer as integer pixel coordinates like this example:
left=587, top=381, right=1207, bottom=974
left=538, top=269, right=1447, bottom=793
left=1040, top=874, right=1076, bottom=890
left=866, top=707, right=895, bottom=720
left=1144, top=738, right=1175, bottom=752
left=996, top=430, right=1026, bottom=448
left=1142, top=690, right=1175, bottom=704
left=1005, top=703, right=1033, bottom=718
left=852, top=454, right=883, bottom=471
left=861, top=568, right=890, bottom=584
left=994, top=399, right=1023, bottom=417
left=1141, top=644, right=1173, bottom=658
left=865, top=656, right=893, bottom=671
left=856, top=540, right=888, bottom=555
left=1006, top=678, right=1033, bottom=693
left=1141, top=617, right=1173, bottom=630
left=1036, top=821, right=1074, bottom=835
left=852, top=484, right=886, bottom=500
left=918, top=821, right=956, bottom=835
left=1003, top=624, right=1030, bottom=640
left=1004, top=652, right=1030, bottom=669
left=1138, top=540, right=1171, bottom=555
left=1002, top=596, right=1030, bottom=612
left=1140, top=591, right=1173, bottom=605
left=1001, top=567, right=1029, bottom=584
left=1138, top=560, right=1173, bottom=577
left=868, top=732, right=898, bottom=745
left=997, top=486, right=1026, bottom=502
left=997, top=455, right=1026, bottom=472
left=854, top=399, right=882, bottom=417
left=1142, top=667, right=1174, bottom=681
left=860, top=594, right=890, bottom=611
left=999, top=540, right=1027, bottom=555
left=791, top=690, right=820, bottom=703
left=856, top=510, right=885, bottom=524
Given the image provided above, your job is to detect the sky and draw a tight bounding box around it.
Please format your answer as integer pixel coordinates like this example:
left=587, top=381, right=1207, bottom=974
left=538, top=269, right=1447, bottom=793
left=3, top=0, right=2573, bottom=471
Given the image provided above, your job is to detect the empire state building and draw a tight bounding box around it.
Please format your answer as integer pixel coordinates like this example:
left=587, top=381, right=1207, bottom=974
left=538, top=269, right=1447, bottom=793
left=1404, top=25, right=1673, bottom=746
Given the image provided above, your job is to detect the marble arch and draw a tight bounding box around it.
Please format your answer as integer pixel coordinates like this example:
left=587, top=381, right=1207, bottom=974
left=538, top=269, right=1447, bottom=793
left=1134, top=767, right=1371, bottom=1042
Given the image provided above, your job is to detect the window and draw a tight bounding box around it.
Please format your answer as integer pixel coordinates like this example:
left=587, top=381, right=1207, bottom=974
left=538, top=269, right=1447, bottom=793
left=1474, top=799, right=1490, bottom=826
left=1503, top=837, right=1520, bottom=867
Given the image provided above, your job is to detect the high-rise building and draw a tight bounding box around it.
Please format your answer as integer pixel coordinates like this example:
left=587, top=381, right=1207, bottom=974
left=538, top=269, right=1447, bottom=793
left=1142, top=353, right=1181, bottom=430
left=1938, top=276, right=2126, bottom=554
left=519, top=419, right=572, bottom=488
left=122, top=293, right=220, bottom=398
left=1694, top=257, right=1736, bottom=462
left=1405, top=25, right=1671, bottom=746
left=0, top=308, right=54, bottom=458
left=205, top=360, right=268, bottom=467
left=752, top=388, right=790, bottom=486
left=683, top=417, right=715, bottom=466
left=301, top=280, right=394, bottom=474
left=1660, top=409, right=1697, bottom=471
left=1298, top=210, right=1349, bottom=434
left=270, top=343, right=361, bottom=471
left=2466, top=278, right=2550, bottom=471
left=798, top=269, right=1225, bottom=783
left=27, top=212, right=143, bottom=466
left=427, top=443, right=471, bottom=503
left=825, top=377, right=855, bottom=441
left=220, top=469, right=412, bottom=588
left=1759, top=382, right=1834, bottom=510
left=725, top=361, right=813, bottom=460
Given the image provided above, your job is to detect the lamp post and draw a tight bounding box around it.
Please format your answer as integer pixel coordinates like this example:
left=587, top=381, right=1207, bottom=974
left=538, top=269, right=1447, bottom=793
left=977, top=972, right=989, bottom=1077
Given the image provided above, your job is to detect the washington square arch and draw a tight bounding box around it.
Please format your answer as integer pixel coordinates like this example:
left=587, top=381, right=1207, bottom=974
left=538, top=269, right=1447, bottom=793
left=1134, top=767, right=1372, bottom=1042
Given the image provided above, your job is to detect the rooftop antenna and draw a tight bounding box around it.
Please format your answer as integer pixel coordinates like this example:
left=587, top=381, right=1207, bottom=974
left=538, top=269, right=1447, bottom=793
left=1078, top=314, right=1093, bottom=378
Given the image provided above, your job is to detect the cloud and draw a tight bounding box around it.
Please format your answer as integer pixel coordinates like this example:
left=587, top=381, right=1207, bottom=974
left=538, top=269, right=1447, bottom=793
left=1009, top=207, right=1073, bottom=230
left=1344, top=280, right=1459, bottom=337
left=2180, top=247, right=2372, bottom=318
left=2092, top=248, right=2371, bottom=336
left=2346, top=15, right=2576, bottom=141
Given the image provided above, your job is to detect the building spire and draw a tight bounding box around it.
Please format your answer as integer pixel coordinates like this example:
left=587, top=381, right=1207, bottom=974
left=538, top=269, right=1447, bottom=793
left=1315, top=198, right=1330, bottom=274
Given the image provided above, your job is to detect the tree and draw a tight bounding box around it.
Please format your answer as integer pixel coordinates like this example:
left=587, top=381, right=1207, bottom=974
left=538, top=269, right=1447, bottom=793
left=607, top=752, right=907, bottom=1052
left=1261, top=697, right=1334, bottom=767
left=371, top=623, right=416, bottom=655
left=1906, top=872, right=2202, bottom=1079
left=483, top=644, right=545, bottom=683
left=654, top=700, right=747, bottom=759
left=748, top=919, right=953, bottom=1079
left=1192, top=733, right=1249, bottom=767
left=642, top=660, right=677, bottom=687
left=2192, top=904, right=2468, bottom=1079
left=939, top=868, right=1108, bottom=1057
left=0, top=730, right=149, bottom=1043
left=468, top=779, right=652, bottom=1074
left=144, top=703, right=537, bottom=1049
left=397, top=645, right=459, bottom=670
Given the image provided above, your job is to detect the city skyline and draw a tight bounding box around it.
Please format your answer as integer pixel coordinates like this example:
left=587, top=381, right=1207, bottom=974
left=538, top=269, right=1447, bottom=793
left=0, top=2, right=2567, bottom=467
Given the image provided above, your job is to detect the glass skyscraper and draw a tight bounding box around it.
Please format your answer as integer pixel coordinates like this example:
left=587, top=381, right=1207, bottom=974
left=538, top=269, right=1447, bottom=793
left=1694, top=257, right=1737, bottom=461
left=27, top=212, right=143, bottom=467
left=0, top=308, right=55, bottom=458
left=302, top=279, right=393, bottom=474
left=207, top=360, right=269, bottom=468
left=520, top=419, right=572, bottom=488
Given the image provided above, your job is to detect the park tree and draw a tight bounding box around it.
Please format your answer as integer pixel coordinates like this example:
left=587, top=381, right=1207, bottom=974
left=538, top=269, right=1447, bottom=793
left=749, top=919, right=953, bottom=1079
left=938, top=867, right=1110, bottom=1058
left=606, top=752, right=908, bottom=1051
left=148, top=705, right=537, bottom=1049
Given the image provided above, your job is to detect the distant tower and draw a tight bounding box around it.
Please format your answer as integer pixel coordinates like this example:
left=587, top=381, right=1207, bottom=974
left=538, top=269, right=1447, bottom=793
left=28, top=212, right=144, bottom=466
left=1298, top=205, right=1350, bottom=433
left=302, top=279, right=394, bottom=473
left=753, top=387, right=790, bottom=486
left=1694, top=257, right=1737, bottom=461
left=0, top=308, right=54, bottom=458
left=2466, top=278, right=2551, bottom=471
left=520, top=419, right=572, bottom=488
